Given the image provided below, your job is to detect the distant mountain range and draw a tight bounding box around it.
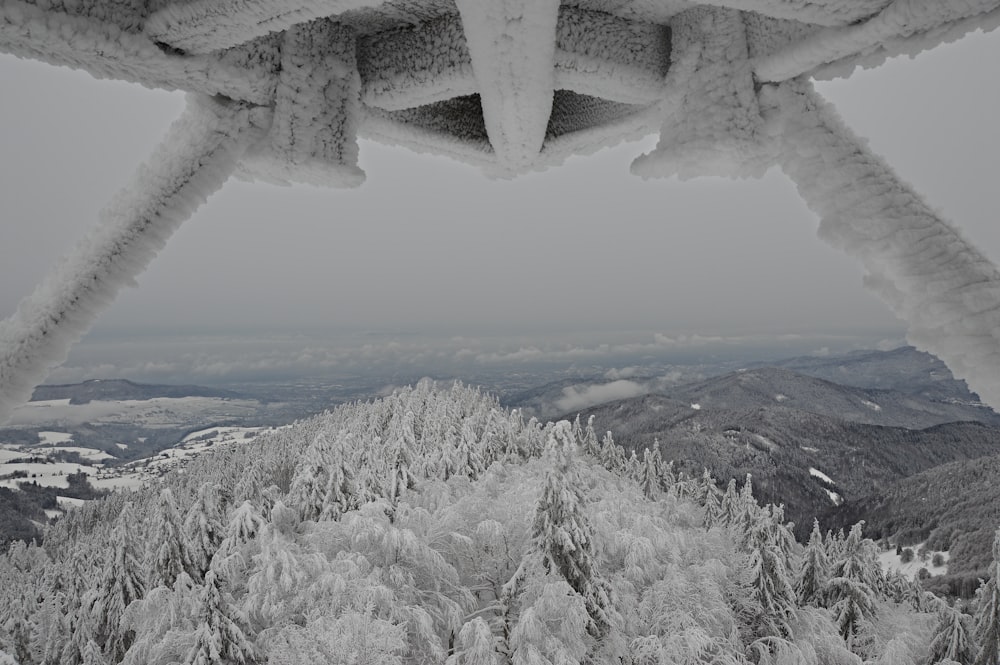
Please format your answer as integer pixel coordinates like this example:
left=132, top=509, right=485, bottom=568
left=30, top=378, right=242, bottom=404
left=14, top=347, right=1000, bottom=590
left=545, top=349, right=1000, bottom=579
left=508, top=346, right=999, bottom=427
left=662, top=365, right=1000, bottom=429
left=757, top=346, right=977, bottom=402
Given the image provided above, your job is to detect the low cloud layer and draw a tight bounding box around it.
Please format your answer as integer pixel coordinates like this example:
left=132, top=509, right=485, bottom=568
left=554, top=380, right=649, bottom=413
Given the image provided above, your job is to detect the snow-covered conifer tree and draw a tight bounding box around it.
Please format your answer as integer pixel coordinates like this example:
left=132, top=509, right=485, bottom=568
left=928, top=602, right=978, bottom=665
left=184, top=484, right=225, bottom=581
left=91, top=502, right=146, bottom=663
left=658, top=454, right=676, bottom=492
left=29, top=590, right=67, bottom=665
left=212, top=500, right=266, bottom=581
left=796, top=520, right=829, bottom=606
left=530, top=421, right=615, bottom=639
left=599, top=432, right=624, bottom=473
left=457, top=419, right=487, bottom=480
left=150, top=487, right=193, bottom=589
left=640, top=447, right=661, bottom=500
left=184, top=570, right=257, bottom=665
left=80, top=639, right=107, bottom=665
left=719, top=477, right=740, bottom=528
left=288, top=432, right=331, bottom=522
left=582, top=416, right=599, bottom=457
left=975, top=528, right=1000, bottom=665
left=233, top=459, right=266, bottom=506
left=384, top=430, right=417, bottom=513
left=508, top=582, right=589, bottom=665
left=625, top=449, right=641, bottom=482
left=445, top=617, right=501, bottom=665
left=825, top=523, right=880, bottom=655
left=318, top=435, right=359, bottom=520
left=742, top=504, right=797, bottom=638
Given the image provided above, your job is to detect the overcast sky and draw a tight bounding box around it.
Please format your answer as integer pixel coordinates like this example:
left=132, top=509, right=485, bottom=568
left=1, top=26, right=999, bottom=382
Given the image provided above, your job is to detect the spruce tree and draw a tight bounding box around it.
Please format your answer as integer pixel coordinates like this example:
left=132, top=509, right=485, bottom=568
left=30, top=590, right=67, bottom=665
left=92, top=502, right=146, bottom=663
left=825, top=523, right=880, bottom=654
left=796, top=519, right=829, bottom=606
left=975, top=528, right=1000, bottom=665
left=599, top=432, right=623, bottom=473
left=639, top=447, right=661, bottom=500
left=742, top=504, right=797, bottom=638
left=719, top=478, right=740, bottom=528
left=184, top=571, right=257, bottom=665
left=185, top=484, right=225, bottom=581
left=445, top=618, right=501, bottom=665
left=288, top=432, right=330, bottom=522
left=582, top=416, right=599, bottom=457
left=81, top=639, right=107, bottom=665
left=319, top=439, right=359, bottom=520
left=530, top=422, right=615, bottom=639
left=150, top=488, right=192, bottom=589
left=929, top=603, right=978, bottom=665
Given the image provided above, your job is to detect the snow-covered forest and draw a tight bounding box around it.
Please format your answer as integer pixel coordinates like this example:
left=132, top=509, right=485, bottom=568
left=1, top=381, right=998, bottom=665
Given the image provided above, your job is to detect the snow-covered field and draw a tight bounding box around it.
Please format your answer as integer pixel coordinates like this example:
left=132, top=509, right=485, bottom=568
left=0, top=424, right=275, bottom=514
left=5, top=396, right=264, bottom=428
left=879, top=542, right=950, bottom=580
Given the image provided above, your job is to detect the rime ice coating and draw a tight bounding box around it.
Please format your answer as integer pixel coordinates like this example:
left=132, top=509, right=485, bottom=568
left=3, top=0, right=1000, bottom=419
left=0, top=96, right=264, bottom=423
left=763, top=80, right=1000, bottom=410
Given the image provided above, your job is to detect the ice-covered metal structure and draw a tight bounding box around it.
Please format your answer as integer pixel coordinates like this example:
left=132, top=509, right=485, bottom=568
left=2, top=0, right=1000, bottom=421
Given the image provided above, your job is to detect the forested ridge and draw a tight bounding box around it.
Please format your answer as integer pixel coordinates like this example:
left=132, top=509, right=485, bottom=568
left=1, top=381, right=999, bottom=665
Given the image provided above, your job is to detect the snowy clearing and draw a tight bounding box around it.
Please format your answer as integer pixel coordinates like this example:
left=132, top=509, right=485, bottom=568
left=823, top=488, right=842, bottom=506
left=37, top=431, right=73, bottom=444
left=809, top=467, right=835, bottom=485
left=0, top=462, right=96, bottom=490
left=879, top=542, right=950, bottom=580
left=41, top=446, right=114, bottom=462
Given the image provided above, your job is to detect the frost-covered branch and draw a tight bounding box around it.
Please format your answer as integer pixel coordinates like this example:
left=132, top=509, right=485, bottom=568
left=358, top=14, right=476, bottom=112
left=0, top=95, right=266, bottom=424
left=0, top=0, right=272, bottom=103
left=554, top=7, right=669, bottom=105
left=753, top=0, right=1000, bottom=82
left=696, top=0, right=891, bottom=27
left=455, top=0, right=560, bottom=172
left=762, top=80, right=1000, bottom=410
left=143, top=0, right=381, bottom=55
left=812, top=3, right=1000, bottom=80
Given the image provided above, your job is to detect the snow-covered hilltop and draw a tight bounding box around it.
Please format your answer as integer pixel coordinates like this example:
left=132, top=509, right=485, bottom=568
left=3, top=0, right=1000, bottom=445
left=4, top=380, right=998, bottom=664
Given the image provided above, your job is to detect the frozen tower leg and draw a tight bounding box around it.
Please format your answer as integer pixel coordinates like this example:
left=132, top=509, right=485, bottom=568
left=762, top=79, right=1000, bottom=409
left=632, top=7, right=768, bottom=180
left=455, top=0, right=560, bottom=173
left=239, top=19, right=366, bottom=187
left=0, top=95, right=265, bottom=424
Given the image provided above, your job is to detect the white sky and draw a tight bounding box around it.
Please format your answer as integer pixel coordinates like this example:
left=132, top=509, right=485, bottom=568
left=1, top=27, right=998, bottom=351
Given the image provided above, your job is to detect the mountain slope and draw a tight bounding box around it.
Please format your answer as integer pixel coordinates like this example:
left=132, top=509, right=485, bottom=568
left=829, top=452, right=1000, bottom=589
left=575, top=397, right=1000, bottom=539
left=662, top=366, right=1000, bottom=429
left=30, top=379, right=242, bottom=404
left=763, top=346, right=978, bottom=401
left=0, top=381, right=940, bottom=664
